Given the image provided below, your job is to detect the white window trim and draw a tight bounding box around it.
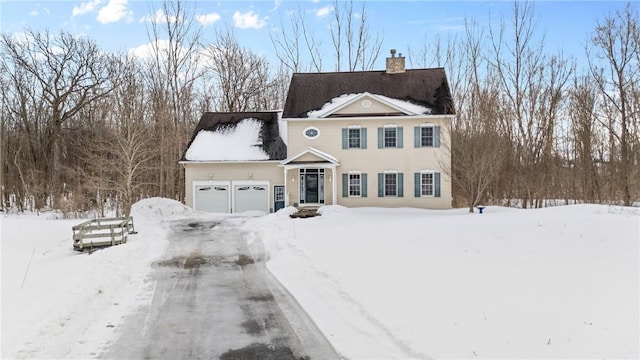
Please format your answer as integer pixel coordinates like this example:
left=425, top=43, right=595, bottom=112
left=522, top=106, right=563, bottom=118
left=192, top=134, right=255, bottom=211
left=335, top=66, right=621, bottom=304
left=348, top=170, right=362, bottom=198
left=420, top=124, right=435, bottom=147
left=303, top=126, right=321, bottom=140
left=383, top=126, right=398, bottom=148
left=383, top=170, right=398, bottom=197
left=347, top=126, right=362, bottom=149
left=419, top=170, right=435, bottom=197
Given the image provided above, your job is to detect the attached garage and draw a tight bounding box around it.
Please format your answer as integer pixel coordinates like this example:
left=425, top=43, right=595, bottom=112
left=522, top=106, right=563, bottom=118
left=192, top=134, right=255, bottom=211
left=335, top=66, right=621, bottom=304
left=193, top=181, right=230, bottom=213
left=233, top=182, right=269, bottom=213
left=180, top=111, right=287, bottom=214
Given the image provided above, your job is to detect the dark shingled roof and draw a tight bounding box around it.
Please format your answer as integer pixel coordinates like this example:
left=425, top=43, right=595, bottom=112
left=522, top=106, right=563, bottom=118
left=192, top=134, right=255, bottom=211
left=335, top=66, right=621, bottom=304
left=180, top=111, right=287, bottom=161
left=282, top=68, right=455, bottom=118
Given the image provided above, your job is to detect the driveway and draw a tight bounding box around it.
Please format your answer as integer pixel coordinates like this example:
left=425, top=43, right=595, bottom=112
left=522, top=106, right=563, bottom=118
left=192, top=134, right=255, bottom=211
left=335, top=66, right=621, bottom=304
left=103, top=217, right=339, bottom=359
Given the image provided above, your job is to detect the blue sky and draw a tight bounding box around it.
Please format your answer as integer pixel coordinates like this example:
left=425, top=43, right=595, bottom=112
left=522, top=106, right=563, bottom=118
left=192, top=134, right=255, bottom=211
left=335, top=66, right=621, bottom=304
left=0, top=1, right=636, bottom=71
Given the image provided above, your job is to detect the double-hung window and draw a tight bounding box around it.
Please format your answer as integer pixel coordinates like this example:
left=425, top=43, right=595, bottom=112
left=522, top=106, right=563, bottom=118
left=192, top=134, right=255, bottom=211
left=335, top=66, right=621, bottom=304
left=414, top=171, right=441, bottom=197
left=414, top=125, right=440, bottom=148
left=421, top=126, right=434, bottom=147
left=384, top=127, right=397, bottom=148
left=377, top=171, right=404, bottom=197
left=349, top=128, right=361, bottom=148
left=349, top=173, right=361, bottom=196
left=342, top=172, right=367, bottom=197
left=342, top=126, right=367, bottom=149
left=384, top=173, right=397, bottom=196
left=421, top=172, right=434, bottom=196
left=378, top=125, right=403, bottom=148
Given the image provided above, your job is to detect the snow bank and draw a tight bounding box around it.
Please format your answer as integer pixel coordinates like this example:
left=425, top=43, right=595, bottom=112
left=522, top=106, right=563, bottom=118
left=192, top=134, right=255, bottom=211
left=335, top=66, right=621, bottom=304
left=184, top=119, right=270, bottom=161
left=244, top=204, right=640, bottom=359
left=1, top=198, right=190, bottom=359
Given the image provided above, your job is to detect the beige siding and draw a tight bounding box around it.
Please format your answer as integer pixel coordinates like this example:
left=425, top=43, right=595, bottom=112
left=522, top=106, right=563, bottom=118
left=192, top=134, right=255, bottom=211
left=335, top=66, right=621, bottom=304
left=333, top=95, right=400, bottom=115
left=286, top=115, right=453, bottom=209
left=184, top=162, right=284, bottom=211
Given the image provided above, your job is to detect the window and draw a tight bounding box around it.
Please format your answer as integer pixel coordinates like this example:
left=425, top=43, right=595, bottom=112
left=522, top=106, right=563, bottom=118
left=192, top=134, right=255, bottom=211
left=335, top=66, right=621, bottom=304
left=414, top=125, right=440, bottom=148
left=342, top=172, right=367, bottom=198
left=384, top=127, right=396, bottom=147
left=342, top=127, right=367, bottom=149
left=303, top=126, right=320, bottom=139
left=378, top=172, right=404, bottom=197
left=421, top=126, right=434, bottom=147
left=414, top=171, right=441, bottom=198
left=378, top=126, right=403, bottom=148
left=274, top=186, right=284, bottom=201
left=349, top=173, right=361, bottom=196
left=384, top=173, right=397, bottom=196
left=348, top=128, right=361, bottom=148
left=421, top=172, right=434, bottom=196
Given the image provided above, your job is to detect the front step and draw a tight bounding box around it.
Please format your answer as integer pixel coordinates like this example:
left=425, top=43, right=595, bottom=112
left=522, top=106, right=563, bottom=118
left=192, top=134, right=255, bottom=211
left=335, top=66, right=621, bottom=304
left=289, top=207, right=321, bottom=219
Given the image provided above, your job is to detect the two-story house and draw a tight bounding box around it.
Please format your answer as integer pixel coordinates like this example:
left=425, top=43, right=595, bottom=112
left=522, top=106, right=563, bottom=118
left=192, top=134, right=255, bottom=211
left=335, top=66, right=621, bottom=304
left=180, top=50, right=455, bottom=213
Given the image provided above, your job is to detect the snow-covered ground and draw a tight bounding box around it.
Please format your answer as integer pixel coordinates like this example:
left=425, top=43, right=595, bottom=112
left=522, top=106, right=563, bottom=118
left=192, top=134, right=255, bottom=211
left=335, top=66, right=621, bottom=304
left=2, top=201, right=639, bottom=359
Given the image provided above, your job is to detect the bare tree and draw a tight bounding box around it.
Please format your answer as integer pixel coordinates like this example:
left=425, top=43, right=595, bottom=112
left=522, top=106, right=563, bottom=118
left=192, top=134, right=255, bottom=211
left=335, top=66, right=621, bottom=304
left=204, top=28, right=279, bottom=112
left=330, top=0, right=383, bottom=71
left=488, top=1, right=572, bottom=207
left=568, top=75, right=603, bottom=203
left=588, top=3, right=639, bottom=206
left=144, top=0, right=203, bottom=201
left=0, top=29, right=119, bottom=209
left=270, top=6, right=323, bottom=73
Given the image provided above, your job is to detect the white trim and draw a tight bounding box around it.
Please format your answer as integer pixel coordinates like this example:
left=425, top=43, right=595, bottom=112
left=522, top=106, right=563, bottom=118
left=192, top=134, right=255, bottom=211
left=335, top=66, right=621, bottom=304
left=347, top=124, right=362, bottom=129
left=283, top=114, right=451, bottom=122
left=347, top=171, right=363, bottom=198
left=311, top=92, right=427, bottom=118
left=180, top=160, right=282, bottom=165
left=303, top=126, right=321, bottom=140
left=383, top=124, right=398, bottom=128
left=280, top=147, right=339, bottom=165
left=384, top=169, right=399, bottom=174
left=418, top=172, right=435, bottom=198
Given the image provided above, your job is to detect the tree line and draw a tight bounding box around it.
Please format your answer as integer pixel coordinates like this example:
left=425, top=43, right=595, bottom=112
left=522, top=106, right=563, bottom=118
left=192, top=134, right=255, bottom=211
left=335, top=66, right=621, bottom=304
left=0, top=1, right=638, bottom=215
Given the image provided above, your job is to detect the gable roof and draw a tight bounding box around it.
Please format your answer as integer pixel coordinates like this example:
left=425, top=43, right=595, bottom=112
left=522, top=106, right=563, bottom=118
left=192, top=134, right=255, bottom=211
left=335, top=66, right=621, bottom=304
left=180, top=111, right=286, bottom=161
left=282, top=68, right=455, bottom=118
left=280, top=147, right=340, bottom=165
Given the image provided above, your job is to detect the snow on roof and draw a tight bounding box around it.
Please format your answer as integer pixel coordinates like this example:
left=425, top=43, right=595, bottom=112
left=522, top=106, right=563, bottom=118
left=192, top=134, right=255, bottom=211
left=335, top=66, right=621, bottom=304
left=184, top=118, right=270, bottom=161
left=306, top=92, right=432, bottom=118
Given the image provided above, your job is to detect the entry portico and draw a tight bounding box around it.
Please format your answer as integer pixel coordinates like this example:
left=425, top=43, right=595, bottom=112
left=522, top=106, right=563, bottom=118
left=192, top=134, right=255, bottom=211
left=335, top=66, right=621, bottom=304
left=280, top=147, right=339, bottom=207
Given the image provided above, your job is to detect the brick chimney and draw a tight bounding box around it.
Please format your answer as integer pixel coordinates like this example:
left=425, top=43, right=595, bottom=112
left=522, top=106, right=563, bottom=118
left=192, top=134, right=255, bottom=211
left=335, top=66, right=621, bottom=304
left=386, top=49, right=405, bottom=74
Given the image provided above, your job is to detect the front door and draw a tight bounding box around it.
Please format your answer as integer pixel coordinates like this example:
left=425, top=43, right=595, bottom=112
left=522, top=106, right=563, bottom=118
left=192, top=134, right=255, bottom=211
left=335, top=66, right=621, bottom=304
left=299, top=168, right=325, bottom=204
left=305, top=174, right=319, bottom=203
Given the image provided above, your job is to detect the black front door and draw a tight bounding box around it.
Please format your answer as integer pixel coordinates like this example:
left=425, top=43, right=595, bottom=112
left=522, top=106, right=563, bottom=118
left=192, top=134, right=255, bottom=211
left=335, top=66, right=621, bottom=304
left=305, top=174, right=319, bottom=203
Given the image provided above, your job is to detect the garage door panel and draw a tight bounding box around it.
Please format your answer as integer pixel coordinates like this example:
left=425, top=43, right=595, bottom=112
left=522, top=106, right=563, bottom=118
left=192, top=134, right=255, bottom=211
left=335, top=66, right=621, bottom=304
left=195, top=184, right=229, bottom=213
left=234, top=185, right=268, bottom=213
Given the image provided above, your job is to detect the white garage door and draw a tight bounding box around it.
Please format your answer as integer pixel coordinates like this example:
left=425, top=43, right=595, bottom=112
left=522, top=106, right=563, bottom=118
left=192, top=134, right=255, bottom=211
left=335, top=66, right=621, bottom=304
left=234, top=185, right=269, bottom=213
left=195, top=184, right=230, bottom=213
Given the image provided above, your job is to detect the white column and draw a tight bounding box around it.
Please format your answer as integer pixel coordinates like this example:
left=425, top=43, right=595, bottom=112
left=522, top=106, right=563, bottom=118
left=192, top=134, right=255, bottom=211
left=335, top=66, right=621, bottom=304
left=332, top=166, right=337, bottom=205
left=283, top=166, right=288, bottom=206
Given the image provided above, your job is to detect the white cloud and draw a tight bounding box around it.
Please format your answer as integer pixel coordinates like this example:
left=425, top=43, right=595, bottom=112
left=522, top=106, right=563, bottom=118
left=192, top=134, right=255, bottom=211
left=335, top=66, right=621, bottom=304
left=29, top=10, right=39, bottom=17
left=315, top=6, right=333, bottom=19
left=128, top=39, right=190, bottom=60
left=72, top=0, right=102, bottom=17
left=139, top=9, right=178, bottom=24
left=233, top=11, right=267, bottom=29
left=96, top=0, right=132, bottom=24
left=195, top=13, right=221, bottom=27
